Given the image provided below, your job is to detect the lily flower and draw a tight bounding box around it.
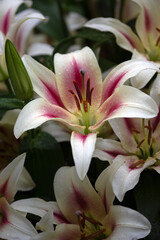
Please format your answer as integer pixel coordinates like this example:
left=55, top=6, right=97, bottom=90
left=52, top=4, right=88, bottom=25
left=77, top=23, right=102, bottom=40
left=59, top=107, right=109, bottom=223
left=0, top=0, right=45, bottom=80
left=14, top=46, right=159, bottom=180
left=27, top=166, right=151, bottom=240
left=94, top=73, right=160, bottom=201
left=85, top=0, right=160, bottom=88
left=0, top=153, right=38, bottom=239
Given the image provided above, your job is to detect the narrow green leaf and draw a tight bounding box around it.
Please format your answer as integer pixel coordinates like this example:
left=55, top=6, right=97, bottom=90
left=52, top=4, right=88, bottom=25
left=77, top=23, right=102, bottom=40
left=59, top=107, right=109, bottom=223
left=5, top=40, right=33, bottom=101
left=0, top=97, right=24, bottom=110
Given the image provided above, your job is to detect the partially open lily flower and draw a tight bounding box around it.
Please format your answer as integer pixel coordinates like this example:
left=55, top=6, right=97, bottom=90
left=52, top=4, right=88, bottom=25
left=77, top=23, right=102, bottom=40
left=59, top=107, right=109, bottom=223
left=27, top=166, right=151, bottom=240
left=85, top=0, right=160, bottom=88
left=0, top=153, right=38, bottom=240
left=0, top=0, right=45, bottom=81
left=14, top=46, right=159, bottom=180
left=94, top=73, right=160, bottom=201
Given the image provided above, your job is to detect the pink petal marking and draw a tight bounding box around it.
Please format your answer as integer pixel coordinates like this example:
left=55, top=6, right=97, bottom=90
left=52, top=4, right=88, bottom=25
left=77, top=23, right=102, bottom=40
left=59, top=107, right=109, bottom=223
left=15, top=28, right=23, bottom=53
left=120, top=31, right=136, bottom=49
left=1, top=9, right=11, bottom=35
left=103, top=150, right=126, bottom=158
left=103, top=72, right=126, bottom=100
left=0, top=180, right=9, bottom=199
left=53, top=211, right=70, bottom=224
left=102, top=189, right=109, bottom=214
left=0, top=201, right=9, bottom=227
left=72, top=57, right=83, bottom=90
left=71, top=182, right=88, bottom=210
left=40, top=79, right=64, bottom=107
left=144, top=7, right=151, bottom=32
left=123, top=118, right=135, bottom=134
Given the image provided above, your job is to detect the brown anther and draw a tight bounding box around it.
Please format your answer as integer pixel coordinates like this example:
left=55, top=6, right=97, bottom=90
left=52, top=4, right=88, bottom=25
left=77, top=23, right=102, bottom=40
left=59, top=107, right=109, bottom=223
left=82, top=214, right=102, bottom=226
left=147, top=120, right=152, bottom=145
left=137, top=139, right=145, bottom=148
left=86, top=78, right=90, bottom=103
left=88, top=88, right=94, bottom=105
left=69, top=90, right=81, bottom=110
left=83, top=100, right=88, bottom=113
left=73, top=80, right=82, bottom=102
left=130, top=159, right=145, bottom=169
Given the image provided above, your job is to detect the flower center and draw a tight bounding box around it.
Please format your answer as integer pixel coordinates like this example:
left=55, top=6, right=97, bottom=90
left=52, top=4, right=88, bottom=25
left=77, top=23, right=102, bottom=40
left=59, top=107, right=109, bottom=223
left=147, top=27, right=160, bottom=61
left=130, top=120, right=153, bottom=168
left=76, top=211, right=112, bottom=240
left=68, top=70, right=94, bottom=132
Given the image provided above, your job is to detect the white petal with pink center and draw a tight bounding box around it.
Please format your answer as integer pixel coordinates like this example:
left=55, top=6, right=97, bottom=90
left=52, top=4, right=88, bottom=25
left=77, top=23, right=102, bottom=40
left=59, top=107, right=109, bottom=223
left=71, top=131, right=97, bottom=180
left=84, top=18, right=144, bottom=53
left=111, top=155, right=156, bottom=201
left=0, top=197, right=37, bottom=240
left=15, top=47, right=159, bottom=179
left=0, top=153, right=26, bottom=203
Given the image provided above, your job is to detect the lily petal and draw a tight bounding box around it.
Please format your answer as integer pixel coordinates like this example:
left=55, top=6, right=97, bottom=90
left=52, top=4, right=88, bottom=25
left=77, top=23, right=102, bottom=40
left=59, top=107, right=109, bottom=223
left=0, top=197, right=37, bottom=240
left=71, top=131, right=97, bottom=180
left=17, top=167, right=36, bottom=192
left=102, top=59, right=158, bottom=101
left=8, top=10, right=45, bottom=55
left=112, top=155, right=156, bottom=201
left=54, top=46, right=102, bottom=112
left=91, top=85, right=158, bottom=132
left=14, top=98, right=80, bottom=139
left=93, top=138, right=127, bottom=163
left=22, top=55, right=64, bottom=107
left=109, top=118, right=142, bottom=153
left=11, top=198, right=53, bottom=218
left=95, top=159, right=124, bottom=212
left=30, top=224, right=81, bottom=240
left=108, top=205, right=151, bottom=240
left=130, top=49, right=156, bottom=89
left=54, top=166, right=106, bottom=224
left=84, top=18, right=144, bottom=53
left=36, top=208, right=54, bottom=232
left=0, top=0, right=28, bottom=35
left=0, top=153, right=26, bottom=203
left=133, top=0, right=160, bottom=52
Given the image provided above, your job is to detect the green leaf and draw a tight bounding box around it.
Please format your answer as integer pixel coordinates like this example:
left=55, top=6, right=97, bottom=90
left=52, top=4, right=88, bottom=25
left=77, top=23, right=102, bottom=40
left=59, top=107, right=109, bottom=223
left=5, top=40, right=33, bottom=101
left=20, top=131, right=65, bottom=200
left=32, top=0, right=69, bottom=40
left=0, top=98, right=24, bottom=110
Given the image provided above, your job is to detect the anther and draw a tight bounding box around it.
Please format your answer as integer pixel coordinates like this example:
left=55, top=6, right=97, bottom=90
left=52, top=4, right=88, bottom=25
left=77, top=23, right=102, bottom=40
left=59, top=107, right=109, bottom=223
left=73, top=80, right=82, bottom=102
left=137, top=139, right=145, bottom=148
left=130, top=159, right=145, bottom=169
left=83, top=100, right=88, bottom=113
left=69, top=90, right=81, bottom=110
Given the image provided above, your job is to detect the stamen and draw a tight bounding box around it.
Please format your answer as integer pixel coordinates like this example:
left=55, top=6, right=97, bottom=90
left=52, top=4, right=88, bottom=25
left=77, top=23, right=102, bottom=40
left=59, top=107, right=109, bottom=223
left=86, top=78, right=90, bottom=102
left=82, top=229, right=105, bottom=240
left=137, top=139, right=145, bottom=148
left=88, top=88, right=94, bottom=105
left=69, top=90, right=81, bottom=110
left=83, top=100, right=88, bottom=113
left=147, top=120, right=152, bottom=145
left=156, top=28, right=160, bottom=46
left=130, top=159, right=145, bottom=169
left=73, top=80, right=82, bottom=102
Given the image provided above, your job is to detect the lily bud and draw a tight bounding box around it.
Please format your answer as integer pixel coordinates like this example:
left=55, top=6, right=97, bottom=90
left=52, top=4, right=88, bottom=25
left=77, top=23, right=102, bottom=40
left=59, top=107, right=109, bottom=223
left=5, top=39, right=33, bottom=101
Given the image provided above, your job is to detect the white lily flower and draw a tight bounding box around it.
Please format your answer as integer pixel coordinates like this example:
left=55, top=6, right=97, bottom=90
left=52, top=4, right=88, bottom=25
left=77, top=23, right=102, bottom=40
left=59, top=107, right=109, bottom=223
left=14, top=46, right=159, bottom=179
left=0, top=0, right=45, bottom=80
left=85, top=0, right=160, bottom=88
left=28, top=166, right=151, bottom=240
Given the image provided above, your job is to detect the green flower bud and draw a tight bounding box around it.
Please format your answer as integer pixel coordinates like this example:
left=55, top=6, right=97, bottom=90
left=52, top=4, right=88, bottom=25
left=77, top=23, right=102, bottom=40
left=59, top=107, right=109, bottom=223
left=5, top=39, right=33, bottom=101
